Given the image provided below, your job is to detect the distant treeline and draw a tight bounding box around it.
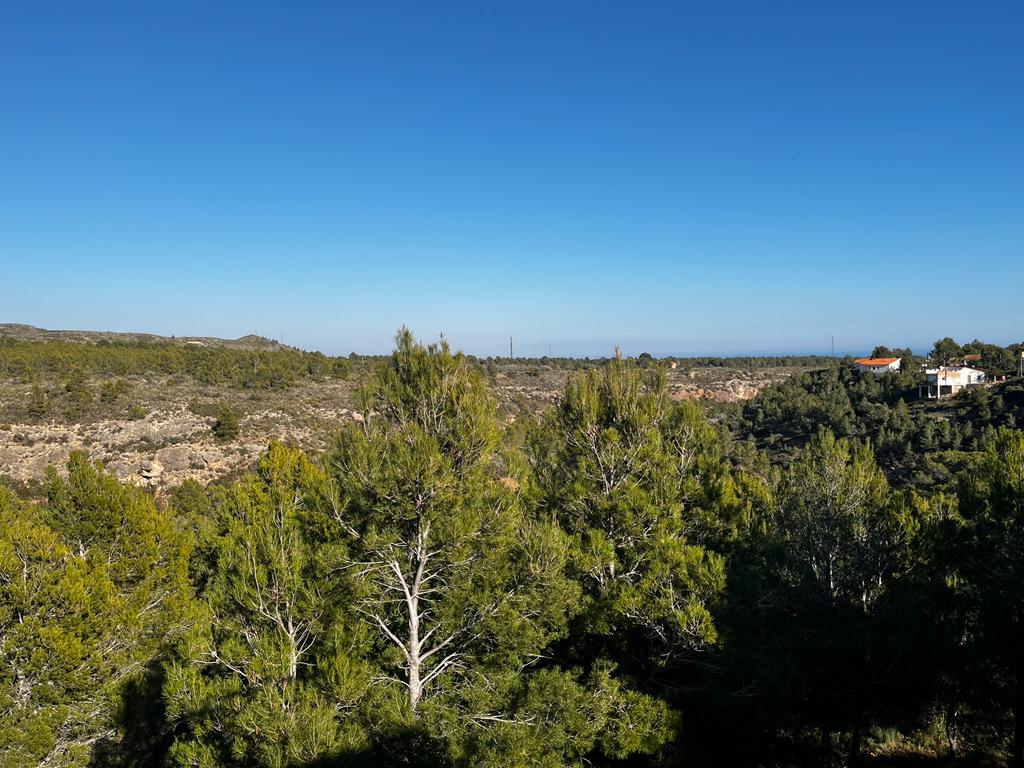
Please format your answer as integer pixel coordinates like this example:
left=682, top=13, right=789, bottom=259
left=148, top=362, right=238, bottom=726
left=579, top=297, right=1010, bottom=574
left=867, top=338, right=1024, bottom=376
left=0, top=338, right=351, bottom=389
left=0, top=338, right=847, bottom=392
left=667, top=354, right=839, bottom=369
left=474, top=353, right=840, bottom=370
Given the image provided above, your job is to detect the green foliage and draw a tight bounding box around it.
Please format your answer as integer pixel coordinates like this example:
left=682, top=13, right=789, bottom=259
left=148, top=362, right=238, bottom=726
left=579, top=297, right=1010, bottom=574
left=0, top=455, right=193, bottom=767
left=0, top=338, right=350, bottom=390
left=529, top=359, right=728, bottom=660
left=963, top=339, right=1018, bottom=375
left=99, top=378, right=128, bottom=404
left=948, top=429, right=1024, bottom=762
left=26, top=382, right=49, bottom=419
left=4, top=329, right=1024, bottom=766
left=932, top=337, right=963, bottom=366
left=524, top=354, right=757, bottom=767
left=355, top=327, right=500, bottom=467
left=164, top=444, right=369, bottom=767
left=61, top=369, right=93, bottom=417
left=126, top=403, right=147, bottom=420
left=482, top=353, right=837, bottom=371
left=716, top=431, right=933, bottom=763
left=327, top=330, right=653, bottom=764
left=742, top=366, right=861, bottom=445
left=211, top=405, right=241, bottom=441
left=736, top=359, right=1024, bottom=490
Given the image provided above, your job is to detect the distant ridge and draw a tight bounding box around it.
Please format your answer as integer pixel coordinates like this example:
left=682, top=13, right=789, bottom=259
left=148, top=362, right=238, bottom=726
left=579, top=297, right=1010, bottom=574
left=0, top=323, right=294, bottom=351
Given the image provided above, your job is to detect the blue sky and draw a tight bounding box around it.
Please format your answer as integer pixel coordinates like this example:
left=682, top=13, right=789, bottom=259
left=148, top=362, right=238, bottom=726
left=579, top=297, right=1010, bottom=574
left=2, top=1, right=1021, bottom=357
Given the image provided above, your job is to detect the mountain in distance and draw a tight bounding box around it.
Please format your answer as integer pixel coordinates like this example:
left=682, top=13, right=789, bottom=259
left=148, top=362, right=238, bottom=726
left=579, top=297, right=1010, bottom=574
left=0, top=323, right=290, bottom=351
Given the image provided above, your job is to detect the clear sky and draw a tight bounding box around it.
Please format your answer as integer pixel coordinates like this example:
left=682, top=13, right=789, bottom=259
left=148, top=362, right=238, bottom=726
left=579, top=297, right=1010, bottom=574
left=2, top=2, right=1021, bottom=357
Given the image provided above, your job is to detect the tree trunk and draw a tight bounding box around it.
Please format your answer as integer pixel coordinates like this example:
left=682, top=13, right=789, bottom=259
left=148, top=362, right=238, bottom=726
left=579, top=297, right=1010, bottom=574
left=1013, top=666, right=1023, bottom=768
left=820, top=723, right=833, bottom=766
left=407, top=590, right=422, bottom=712
left=405, top=519, right=429, bottom=714
left=944, top=700, right=958, bottom=758
left=286, top=617, right=298, bottom=682
left=848, top=716, right=862, bottom=767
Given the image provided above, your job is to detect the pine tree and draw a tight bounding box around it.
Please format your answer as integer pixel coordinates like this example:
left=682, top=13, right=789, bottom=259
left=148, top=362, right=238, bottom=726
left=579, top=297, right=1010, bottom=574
left=327, top=329, right=668, bottom=764
left=0, top=454, right=192, bottom=767
left=211, top=405, right=241, bottom=441
left=768, top=430, right=924, bottom=762
left=524, top=356, right=734, bottom=767
left=954, top=430, right=1024, bottom=767
left=26, top=382, right=49, bottom=419
left=163, top=444, right=369, bottom=767
left=528, top=358, right=727, bottom=664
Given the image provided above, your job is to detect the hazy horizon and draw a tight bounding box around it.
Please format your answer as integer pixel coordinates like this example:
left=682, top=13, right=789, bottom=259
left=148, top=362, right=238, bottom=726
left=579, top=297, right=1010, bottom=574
left=1, top=319, right=994, bottom=360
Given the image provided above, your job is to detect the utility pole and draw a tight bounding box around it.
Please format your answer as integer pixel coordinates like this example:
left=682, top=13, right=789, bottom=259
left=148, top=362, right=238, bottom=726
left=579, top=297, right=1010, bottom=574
left=509, top=335, right=514, bottom=359
left=831, top=335, right=835, bottom=357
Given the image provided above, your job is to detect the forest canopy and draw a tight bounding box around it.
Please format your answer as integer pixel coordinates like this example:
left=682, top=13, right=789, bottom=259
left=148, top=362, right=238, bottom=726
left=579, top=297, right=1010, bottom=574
left=1, top=331, right=1023, bottom=767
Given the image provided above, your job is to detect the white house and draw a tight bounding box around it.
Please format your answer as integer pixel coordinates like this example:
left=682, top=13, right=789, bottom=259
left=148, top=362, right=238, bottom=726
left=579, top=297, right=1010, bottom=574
left=920, top=366, right=986, bottom=399
left=854, top=357, right=902, bottom=376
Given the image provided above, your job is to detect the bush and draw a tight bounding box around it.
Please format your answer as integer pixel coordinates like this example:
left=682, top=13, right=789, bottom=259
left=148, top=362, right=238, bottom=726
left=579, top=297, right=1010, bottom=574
left=99, top=379, right=128, bottom=403
left=26, top=384, right=49, bottom=420
left=211, top=405, right=241, bottom=440
left=62, top=369, right=93, bottom=416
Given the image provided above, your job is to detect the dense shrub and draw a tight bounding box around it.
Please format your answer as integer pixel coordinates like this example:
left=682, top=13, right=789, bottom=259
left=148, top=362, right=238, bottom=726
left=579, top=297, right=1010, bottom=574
left=211, top=405, right=241, bottom=440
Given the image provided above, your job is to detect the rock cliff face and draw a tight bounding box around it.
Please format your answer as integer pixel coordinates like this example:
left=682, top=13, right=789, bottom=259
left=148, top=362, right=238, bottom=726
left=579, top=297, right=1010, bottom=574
left=671, top=380, right=763, bottom=402
left=0, top=401, right=363, bottom=494
left=666, top=367, right=789, bottom=403
left=2, top=407, right=255, bottom=490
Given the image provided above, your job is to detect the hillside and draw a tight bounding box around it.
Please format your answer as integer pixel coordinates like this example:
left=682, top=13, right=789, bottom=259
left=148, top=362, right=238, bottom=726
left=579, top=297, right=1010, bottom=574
left=0, top=330, right=807, bottom=493
left=0, top=322, right=288, bottom=350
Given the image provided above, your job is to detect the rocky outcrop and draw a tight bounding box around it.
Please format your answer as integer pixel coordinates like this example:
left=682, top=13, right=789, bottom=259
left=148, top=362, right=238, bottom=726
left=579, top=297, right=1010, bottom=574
left=0, top=403, right=360, bottom=494
left=672, top=379, right=765, bottom=402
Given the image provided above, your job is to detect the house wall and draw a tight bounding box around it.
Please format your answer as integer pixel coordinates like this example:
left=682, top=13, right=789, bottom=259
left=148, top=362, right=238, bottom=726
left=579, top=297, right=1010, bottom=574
left=922, top=368, right=986, bottom=398
left=856, top=361, right=899, bottom=376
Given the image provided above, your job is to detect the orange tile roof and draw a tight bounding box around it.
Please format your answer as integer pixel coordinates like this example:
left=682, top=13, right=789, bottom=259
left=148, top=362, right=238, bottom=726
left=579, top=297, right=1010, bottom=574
left=854, top=357, right=900, bottom=366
